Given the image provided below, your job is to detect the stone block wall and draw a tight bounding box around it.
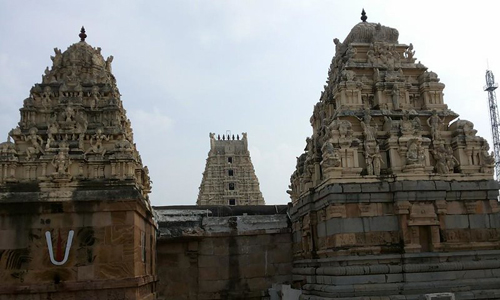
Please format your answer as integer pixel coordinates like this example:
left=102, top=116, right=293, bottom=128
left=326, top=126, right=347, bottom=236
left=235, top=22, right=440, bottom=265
left=155, top=206, right=292, bottom=299
left=292, top=180, right=500, bottom=258
left=290, top=179, right=500, bottom=299
left=0, top=183, right=157, bottom=300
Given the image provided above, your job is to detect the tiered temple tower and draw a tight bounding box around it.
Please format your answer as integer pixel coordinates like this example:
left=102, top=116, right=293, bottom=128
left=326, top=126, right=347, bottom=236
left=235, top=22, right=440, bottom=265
left=197, top=132, right=265, bottom=205
left=289, top=12, right=500, bottom=299
left=0, top=28, right=157, bottom=299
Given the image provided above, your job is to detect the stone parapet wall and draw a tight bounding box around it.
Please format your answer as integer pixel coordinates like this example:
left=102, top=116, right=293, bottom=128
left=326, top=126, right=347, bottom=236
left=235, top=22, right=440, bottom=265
left=155, top=206, right=292, bottom=299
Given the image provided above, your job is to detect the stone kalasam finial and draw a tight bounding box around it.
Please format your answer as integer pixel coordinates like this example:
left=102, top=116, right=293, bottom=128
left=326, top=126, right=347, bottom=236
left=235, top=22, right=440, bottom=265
left=361, top=9, right=367, bottom=22
left=79, top=26, right=87, bottom=42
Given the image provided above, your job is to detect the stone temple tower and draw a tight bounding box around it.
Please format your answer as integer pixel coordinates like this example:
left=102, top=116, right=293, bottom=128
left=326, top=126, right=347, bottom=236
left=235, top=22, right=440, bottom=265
left=197, top=132, right=265, bottom=205
left=289, top=12, right=500, bottom=299
left=0, top=28, right=157, bottom=299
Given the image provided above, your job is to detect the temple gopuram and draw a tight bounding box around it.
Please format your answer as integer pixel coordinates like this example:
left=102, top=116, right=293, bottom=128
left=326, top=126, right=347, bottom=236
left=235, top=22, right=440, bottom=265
left=289, top=11, right=500, bottom=299
left=0, top=28, right=157, bottom=299
left=197, top=133, right=265, bottom=206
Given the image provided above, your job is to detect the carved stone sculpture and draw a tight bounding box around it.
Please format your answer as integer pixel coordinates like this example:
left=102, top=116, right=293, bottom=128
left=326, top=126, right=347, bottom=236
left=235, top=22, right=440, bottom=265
left=406, top=139, right=424, bottom=165
left=480, top=143, right=495, bottom=166
left=392, top=85, right=400, bottom=110
left=361, top=121, right=377, bottom=142
left=321, top=141, right=341, bottom=169
left=427, top=110, right=445, bottom=141
left=432, top=145, right=450, bottom=174
left=25, top=127, right=45, bottom=160
left=52, top=149, right=71, bottom=176
left=84, top=128, right=108, bottom=158
left=365, top=143, right=383, bottom=176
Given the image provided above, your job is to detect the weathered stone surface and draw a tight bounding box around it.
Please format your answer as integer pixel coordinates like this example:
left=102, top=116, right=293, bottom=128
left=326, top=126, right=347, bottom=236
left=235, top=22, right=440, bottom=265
left=469, top=214, right=491, bottom=229
left=155, top=206, right=292, bottom=299
left=444, top=215, right=470, bottom=229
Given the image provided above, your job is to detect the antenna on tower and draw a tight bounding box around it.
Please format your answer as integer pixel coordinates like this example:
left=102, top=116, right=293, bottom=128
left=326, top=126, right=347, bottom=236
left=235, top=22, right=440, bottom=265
left=484, top=69, right=500, bottom=180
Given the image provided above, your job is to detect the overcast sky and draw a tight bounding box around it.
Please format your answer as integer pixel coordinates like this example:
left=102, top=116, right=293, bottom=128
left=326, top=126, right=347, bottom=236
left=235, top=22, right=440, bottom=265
left=1, top=1, right=499, bottom=206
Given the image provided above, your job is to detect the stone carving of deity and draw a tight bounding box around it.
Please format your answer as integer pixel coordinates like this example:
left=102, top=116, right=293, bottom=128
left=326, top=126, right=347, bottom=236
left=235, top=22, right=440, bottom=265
left=445, top=145, right=459, bottom=172
left=46, top=121, right=59, bottom=150
left=84, top=128, right=109, bottom=158
left=427, top=110, right=445, bottom=141
left=361, top=121, right=377, bottom=142
left=431, top=145, right=451, bottom=174
left=90, top=86, right=100, bottom=111
left=365, top=143, right=383, bottom=176
left=321, top=141, right=341, bottom=169
left=404, top=43, right=415, bottom=60
left=400, top=111, right=416, bottom=136
left=41, top=86, right=52, bottom=109
left=391, top=85, right=400, bottom=110
left=52, top=150, right=71, bottom=175
left=406, top=139, right=425, bottom=166
left=25, top=127, right=45, bottom=160
left=63, top=105, right=76, bottom=122
left=480, top=142, right=495, bottom=166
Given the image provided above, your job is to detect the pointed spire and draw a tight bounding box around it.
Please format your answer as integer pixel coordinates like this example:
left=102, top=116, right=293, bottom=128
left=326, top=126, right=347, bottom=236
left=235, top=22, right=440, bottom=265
left=79, top=26, right=87, bottom=42
left=361, top=9, right=367, bottom=22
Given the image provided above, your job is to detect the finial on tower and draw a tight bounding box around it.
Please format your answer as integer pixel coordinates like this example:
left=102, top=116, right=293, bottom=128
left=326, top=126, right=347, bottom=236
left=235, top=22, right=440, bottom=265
left=79, top=26, right=87, bottom=42
left=361, top=9, right=367, bottom=22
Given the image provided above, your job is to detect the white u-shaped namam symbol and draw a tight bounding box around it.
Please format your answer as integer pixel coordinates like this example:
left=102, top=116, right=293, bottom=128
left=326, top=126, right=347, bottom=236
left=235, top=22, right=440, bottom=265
left=45, top=230, right=74, bottom=265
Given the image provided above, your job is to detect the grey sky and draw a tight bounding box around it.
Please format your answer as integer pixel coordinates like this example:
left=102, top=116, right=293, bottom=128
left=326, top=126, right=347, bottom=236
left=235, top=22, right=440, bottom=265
left=1, top=1, right=499, bottom=206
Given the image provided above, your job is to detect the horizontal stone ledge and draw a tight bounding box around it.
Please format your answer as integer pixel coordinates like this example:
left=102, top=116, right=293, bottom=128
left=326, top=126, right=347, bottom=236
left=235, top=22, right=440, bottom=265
left=0, top=275, right=157, bottom=294
left=295, top=260, right=500, bottom=277
left=301, top=277, right=500, bottom=297
left=302, top=282, right=400, bottom=296
left=294, top=249, right=500, bottom=265
left=159, top=227, right=292, bottom=240
left=295, top=180, right=499, bottom=209
left=399, top=277, right=500, bottom=293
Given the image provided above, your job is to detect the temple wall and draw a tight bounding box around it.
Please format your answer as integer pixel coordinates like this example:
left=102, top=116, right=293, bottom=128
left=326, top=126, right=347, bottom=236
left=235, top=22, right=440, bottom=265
left=155, top=206, right=293, bottom=299
left=0, top=184, right=157, bottom=300
left=290, top=179, right=500, bottom=298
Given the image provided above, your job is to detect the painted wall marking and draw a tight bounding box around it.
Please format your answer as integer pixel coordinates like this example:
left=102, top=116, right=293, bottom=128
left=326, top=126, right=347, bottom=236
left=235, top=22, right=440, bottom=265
left=45, top=230, right=74, bottom=265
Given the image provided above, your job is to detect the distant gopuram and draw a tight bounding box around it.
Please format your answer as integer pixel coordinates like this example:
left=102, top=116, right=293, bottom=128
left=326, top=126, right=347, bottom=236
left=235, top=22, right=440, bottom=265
left=197, top=132, right=265, bottom=206
left=289, top=11, right=500, bottom=299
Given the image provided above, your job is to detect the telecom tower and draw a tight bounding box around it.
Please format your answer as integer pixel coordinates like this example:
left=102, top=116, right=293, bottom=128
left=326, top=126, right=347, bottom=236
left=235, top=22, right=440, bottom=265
left=484, top=69, right=500, bottom=179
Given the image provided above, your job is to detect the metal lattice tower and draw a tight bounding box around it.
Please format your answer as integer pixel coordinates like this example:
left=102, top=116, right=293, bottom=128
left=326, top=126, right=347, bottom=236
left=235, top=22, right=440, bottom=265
left=484, top=69, right=500, bottom=179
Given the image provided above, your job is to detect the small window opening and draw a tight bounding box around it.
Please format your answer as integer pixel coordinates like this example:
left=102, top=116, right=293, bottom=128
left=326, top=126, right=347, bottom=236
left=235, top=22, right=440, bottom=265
left=228, top=157, right=233, bottom=163
left=228, top=169, right=234, bottom=176
left=229, top=199, right=236, bottom=205
left=229, top=183, right=235, bottom=190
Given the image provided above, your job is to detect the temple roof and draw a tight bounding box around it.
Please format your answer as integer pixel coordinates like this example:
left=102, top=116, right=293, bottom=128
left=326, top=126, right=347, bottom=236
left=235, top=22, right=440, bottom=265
left=343, top=21, right=399, bottom=45
left=0, top=27, right=151, bottom=204
left=40, top=27, right=115, bottom=88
